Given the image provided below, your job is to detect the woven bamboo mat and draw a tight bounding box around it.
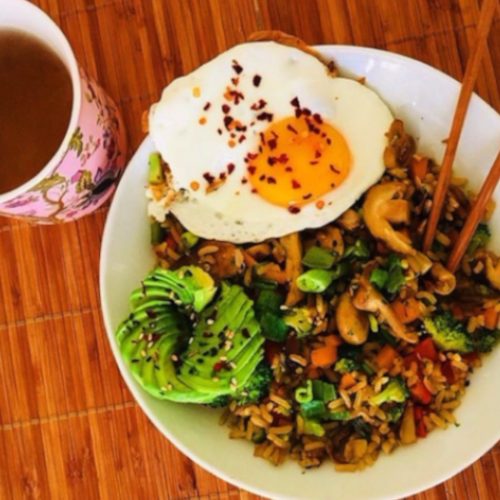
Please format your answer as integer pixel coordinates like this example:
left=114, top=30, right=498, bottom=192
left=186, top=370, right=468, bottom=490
left=0, top=1, right=499, bottom=498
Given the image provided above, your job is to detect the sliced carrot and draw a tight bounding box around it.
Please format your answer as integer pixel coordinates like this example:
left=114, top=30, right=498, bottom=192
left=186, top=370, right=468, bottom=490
left=410, top=156, right=429, bottom=181
left=310, top=345, right=338, bottom=368
left=392, top=298, right=422, bottom=324
left=483, top=306, right=498, bottom=330
left=307, top=366, right=321, bottom=380
left=324, top=335, right=342, bottom=347
left=340, top=372, right=356, bottom=390
left=376, top=344, right=398, bottom=370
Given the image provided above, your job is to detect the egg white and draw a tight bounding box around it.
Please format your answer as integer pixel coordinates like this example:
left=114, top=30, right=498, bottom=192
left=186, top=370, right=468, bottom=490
left=149, top=42, right=393, bottom=243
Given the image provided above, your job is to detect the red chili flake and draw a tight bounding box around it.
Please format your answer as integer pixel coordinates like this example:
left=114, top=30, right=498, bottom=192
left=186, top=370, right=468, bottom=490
left=231, top=77, right=239, bottom=86
left=302, top=107, right=311, bottom=117
left=285, top=166, right=293, bottom=172
left=320, top=132, right=326, bottom=138
left=203, top=102, right=211, bottom=111
left=235, top=124, right=247, bottom=132
left=230, top=132, right=236, bottom=138
left=330, top=183, right=336, bottom=188
left=291, top=179, right=301, bottom=189
left=259, top=174, right=266, bottom=181
left=258, top=145, right=263, bottom=153
left=259, top=132, right=266, bottom=145
left=277, top=153, right=289, bottom=164
left=326, top=138, right=332, bottom=145
left=251, top=188, right=258, bottom=194
left=251, top=99, right=267, bottom=111
left=247, top=166, right=256, bottom=175
left=222, top=104, right=230, bottom=114
left=267, top=177, right=277, bottom=184
left=227, top=163, right=235, bottom=174
left=238, top=135, right=246, bottom=143
left=250, top=121, right=255, bottom=126
left=268, top=138, right=277, bottom=150
left=313, top=113, right=323, bottom=124
left=302, top=193, right=312, bottom=200
left=219, top=172, right=227, bottom=180
left=241, top=177, right=248, bottom=184
left=213, top=361, right=229, bottom=372
left=267, top=157, right=276, bottom=166
left=329, top=164, right=340, bottom=174
left=295, top=109, right=302, bottom=118
left=287, top=124, right=298, bottom=134
left=217, top=128, right=222, bottom=135
left=257, top=112, right=273, bottom=122
left=288, top=205, right=301, bottom=214
left=290, top=97, right=300, bottom=108
left=247, top=152, right=258, bottom=160
left=315, top=150, right=322, bottom=159
left=253, top=75, right=262, bottom=87
left=232, top=60, right=243, bottom=74
left=271, top=131, right=278, bottom=139
left=310, top=160, right=319, bottom=165
left=203, top=172, right=215, bottom=183
left=230, top=90, right=244, bottom=104
left=223, top=116, right=233, bottom=129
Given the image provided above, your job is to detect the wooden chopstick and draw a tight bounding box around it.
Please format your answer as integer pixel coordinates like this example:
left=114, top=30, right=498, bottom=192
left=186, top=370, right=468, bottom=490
left=422, top=0, right=498, bottom=252
left=447, top=151, right=500, bottom=272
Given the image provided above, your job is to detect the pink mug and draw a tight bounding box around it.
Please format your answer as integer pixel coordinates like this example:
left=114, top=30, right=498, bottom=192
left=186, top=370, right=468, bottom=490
left=0, top=0, right=127, bottom=223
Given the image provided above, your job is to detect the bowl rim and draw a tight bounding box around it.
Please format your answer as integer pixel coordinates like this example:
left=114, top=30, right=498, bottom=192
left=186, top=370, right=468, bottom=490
left=100, top=44, right=500, bottom=499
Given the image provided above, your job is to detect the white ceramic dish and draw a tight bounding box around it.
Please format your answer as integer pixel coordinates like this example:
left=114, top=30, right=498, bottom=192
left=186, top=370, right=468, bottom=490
left=100, top=46, right=500, bottom=500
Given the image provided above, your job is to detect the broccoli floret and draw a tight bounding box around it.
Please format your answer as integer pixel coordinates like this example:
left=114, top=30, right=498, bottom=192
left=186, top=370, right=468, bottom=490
left=468, top=223, right=490, bottom=255
left=370, top=377, right=409, bottom=406
left=284, top=307, right=313, bottom=337
left=334, top=358, right=360, bottom=374
left=423, top=312, right=473, bottom=353
left=474, top=328, right=500, bottom=353
left=234, top=362, right=273, bottom=405
left=207, top=395, right=230, bottom=408
left=386, top=404, right=405, bottom=423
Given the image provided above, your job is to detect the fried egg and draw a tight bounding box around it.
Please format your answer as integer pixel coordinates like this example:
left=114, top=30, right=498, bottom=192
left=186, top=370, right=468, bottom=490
left=149, top=42, right=393, bottom=243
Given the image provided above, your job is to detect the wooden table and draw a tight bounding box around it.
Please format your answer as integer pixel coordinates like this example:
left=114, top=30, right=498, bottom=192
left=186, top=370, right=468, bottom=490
left=1, top=1, right=499, bottom=498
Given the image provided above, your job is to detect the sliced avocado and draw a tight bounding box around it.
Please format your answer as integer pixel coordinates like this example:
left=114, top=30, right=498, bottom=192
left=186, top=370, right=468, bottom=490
left=148, top=152, right=165, bottom=184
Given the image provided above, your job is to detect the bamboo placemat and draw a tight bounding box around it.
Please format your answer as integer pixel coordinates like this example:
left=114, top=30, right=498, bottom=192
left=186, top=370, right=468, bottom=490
left=0, top=1, right=499, bottom=498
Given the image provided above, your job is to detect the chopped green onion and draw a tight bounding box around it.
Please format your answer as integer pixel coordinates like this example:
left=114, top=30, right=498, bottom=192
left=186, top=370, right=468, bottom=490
left=312, top=380, right=337, bottom=402
left=300, top=400, right=327, bottom=419
left=295, top=380, right=313, bottom=404
left=362, top=360, right=376, bottom=375
left=259, top=312, right=288, bottom=342
left=297, top=269, right=334, bottom=293
left=181, top=231, right=199, bottom=249
left=386, top=267, right=405, bottom=294
left=303, top=420, right=325, bottom=437
left=368, top=313, right=379, bottom=332
left=150, top=221, right=166, bottom=245
left=343, top=239, right=370, bottom=259
left=326, top=410, right=351, bottom=421
left=148, top=152, right=165, bottom=184
left=369, top=268, right=389, bottom=289
left=302, top=246, right=336, bottom=269
left=252, top=278, right=278, bottom=290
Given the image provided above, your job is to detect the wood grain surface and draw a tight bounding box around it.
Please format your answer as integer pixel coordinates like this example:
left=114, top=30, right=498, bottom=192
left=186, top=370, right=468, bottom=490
left=0, top=1, right=499, bottom=499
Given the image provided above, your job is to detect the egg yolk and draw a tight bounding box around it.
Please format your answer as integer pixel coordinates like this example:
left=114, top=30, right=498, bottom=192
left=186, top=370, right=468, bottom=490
left=247, top=116, right=351, bottom=208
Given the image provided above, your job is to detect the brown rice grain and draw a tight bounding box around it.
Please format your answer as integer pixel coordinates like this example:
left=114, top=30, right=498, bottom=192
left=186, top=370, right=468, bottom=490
left=270, top=394, right=291, bottom=409
left=268, top=433, right=289, bottom=449
left=269, top=425, right=293, bottom=435
left=304, top=441, right=326, bottom=452
left=251, top=415, right=269, bottom=428
left=289, top=354, right=308, bottom=367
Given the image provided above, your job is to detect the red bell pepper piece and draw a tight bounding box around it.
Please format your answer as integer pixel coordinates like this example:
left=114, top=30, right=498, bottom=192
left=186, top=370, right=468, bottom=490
left=414, top=337, right=438, bottom=362
left=410, top=380, right=432, bottom=405
left=440, top=360, right=455, bottom=384
left=414, top=405, right=428, bottom=438
left=265, top=341, right=282, bottom=364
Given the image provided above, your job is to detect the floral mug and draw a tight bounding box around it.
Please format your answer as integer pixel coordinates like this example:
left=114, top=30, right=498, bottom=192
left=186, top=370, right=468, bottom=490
left=0, top=0, right=127, bottom=223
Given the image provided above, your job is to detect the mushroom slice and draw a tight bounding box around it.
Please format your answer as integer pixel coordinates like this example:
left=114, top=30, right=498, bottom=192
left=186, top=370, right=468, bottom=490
left=485, top=254, right=500, bottom=290
left=353, top=278, right=418, bottom=344
left=336, top=292, right=369, bottom=345
left=429, top=262, right=456, bottom=296
left=363, top=182, right=416, bottom=255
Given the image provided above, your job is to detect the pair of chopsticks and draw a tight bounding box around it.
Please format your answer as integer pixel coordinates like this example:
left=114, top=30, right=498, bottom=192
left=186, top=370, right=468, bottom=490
left=422, top=0, right=499, bottom=272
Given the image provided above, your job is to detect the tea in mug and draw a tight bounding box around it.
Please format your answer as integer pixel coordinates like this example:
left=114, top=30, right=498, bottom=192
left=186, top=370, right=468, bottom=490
left=0, top=29, right=73, bottom=194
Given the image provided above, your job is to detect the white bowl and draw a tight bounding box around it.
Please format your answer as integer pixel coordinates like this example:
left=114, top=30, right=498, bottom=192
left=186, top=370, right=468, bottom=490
left=100, top=46, right=500, bottom=499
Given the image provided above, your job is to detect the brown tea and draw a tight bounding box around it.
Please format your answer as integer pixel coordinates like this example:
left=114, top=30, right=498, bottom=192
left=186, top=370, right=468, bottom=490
left=0, top=29, right=73, bottom=194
